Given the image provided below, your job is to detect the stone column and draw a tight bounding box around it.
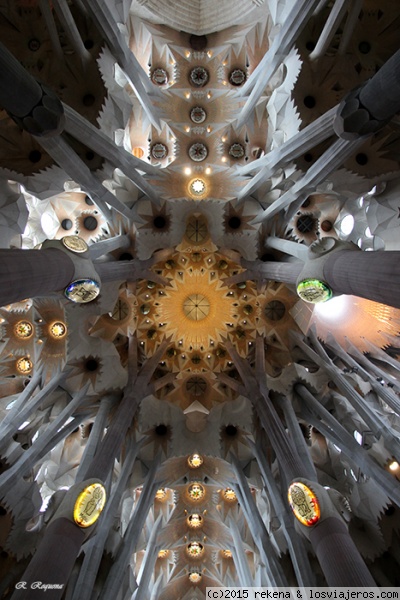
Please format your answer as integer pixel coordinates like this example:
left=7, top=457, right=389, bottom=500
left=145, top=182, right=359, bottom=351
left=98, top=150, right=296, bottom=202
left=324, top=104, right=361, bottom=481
left=323, top=249, right=400, bottom=309
left=308, top=516, right=375, bottom=586
left=11, top=479, right=105, bottom=600
left=0, top=248, right=74, bottom=307
left=290, top=480, right=376, bottom=587
left=335, top=50, right=400, bottom=139
left=0, top=41, right=64, bottom=136
left=11, top=518, right=85, bottom=600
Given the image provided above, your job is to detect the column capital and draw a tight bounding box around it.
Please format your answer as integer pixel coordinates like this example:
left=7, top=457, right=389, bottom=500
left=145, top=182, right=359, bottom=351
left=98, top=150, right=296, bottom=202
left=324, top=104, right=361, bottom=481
left=334, top=84, right=388, bottom=140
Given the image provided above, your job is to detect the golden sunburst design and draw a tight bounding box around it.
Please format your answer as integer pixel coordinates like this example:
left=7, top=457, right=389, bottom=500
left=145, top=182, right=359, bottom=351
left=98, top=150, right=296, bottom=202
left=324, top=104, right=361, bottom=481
left=157, top=269, right=234, bottom=350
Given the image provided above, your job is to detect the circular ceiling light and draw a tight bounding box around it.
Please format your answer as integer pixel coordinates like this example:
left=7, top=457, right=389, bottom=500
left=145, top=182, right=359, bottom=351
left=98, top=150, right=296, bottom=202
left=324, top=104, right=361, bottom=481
left=188, top=453, right=204, bottom=468
left=187, top=513, right=203, bottom=528
left=186, top=541, right=204, bottom=558
left=49, top=321, right=67, bottom=339
left=155, top=488, right=167, bottom=501
left=223, top=488, right=237, bottom=502
left=187, top=483, right=205, bottom=501
left=189, top=178, right=207, bottom=198
left=189, top=571, right=202, bottom=583
left=16, top=357, right=33, bottom=374
left=14, top=321, right=34, bottom=339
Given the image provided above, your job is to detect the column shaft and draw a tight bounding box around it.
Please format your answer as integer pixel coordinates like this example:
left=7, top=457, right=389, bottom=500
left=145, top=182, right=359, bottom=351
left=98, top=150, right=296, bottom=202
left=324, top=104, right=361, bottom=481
left=323, top=250, right=400, bottom=308
left=0, top=248, right=75, bottom=307
left=359, top=50, right=400, bottom=121
left=11, top=518, right=85, bottom=600
left=309, top=517, right=375, bottom=586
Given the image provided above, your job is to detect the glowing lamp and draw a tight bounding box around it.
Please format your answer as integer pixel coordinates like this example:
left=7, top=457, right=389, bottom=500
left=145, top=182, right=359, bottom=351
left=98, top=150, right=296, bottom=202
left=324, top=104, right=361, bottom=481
left=288, top=482, right=321, bottom=526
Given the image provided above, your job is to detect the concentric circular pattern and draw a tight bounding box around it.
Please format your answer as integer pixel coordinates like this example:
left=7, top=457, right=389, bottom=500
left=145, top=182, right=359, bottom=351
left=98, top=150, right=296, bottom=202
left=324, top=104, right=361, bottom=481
left=190, top=106, right=207, bottom=123
left=189, top=66, right=209, bottom=87
left=189, top=178, right=207, bottom=198
left=229, top=68, right=246, bottom=86
left=187, top=513, right=203, bottom=528
left=187, top=483, right=205, bottom=501
left=186, top=542, right=204, bottom=558
left=155, top=488, right=167, bottom=500
left=229, top=143, right=245, bottom=159
left=151, top=143, right=168, bottom=160
left=16, top=357, right=33, bottom=374
left=14, top=320, right=34, bottom=339
left=136, top=250, right=258, bottom=371
left=223, top=488, right=237, bottom=502
left=183, top=294, right=210, bottom=321
left=151, top=67, right=169, bottom=85
left=188, top=142, right=208, bottom=162
left=187, top=453, right=203, bottom=468
left=154, top=269, right=234, bottom=348
left=49, top=321, right=67, bottom=338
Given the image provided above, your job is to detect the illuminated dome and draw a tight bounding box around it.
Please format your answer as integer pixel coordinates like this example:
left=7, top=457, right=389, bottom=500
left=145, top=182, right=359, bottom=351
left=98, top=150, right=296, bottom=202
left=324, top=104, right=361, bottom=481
left=14, top=320, right=33, bottom=339
left=187, top=483, right=205, bottom=502
left=186, top=542, right=204, bottom=558
left=187, top=514, right=203, bottom=529
left=187, top=453, right=204, bottom=468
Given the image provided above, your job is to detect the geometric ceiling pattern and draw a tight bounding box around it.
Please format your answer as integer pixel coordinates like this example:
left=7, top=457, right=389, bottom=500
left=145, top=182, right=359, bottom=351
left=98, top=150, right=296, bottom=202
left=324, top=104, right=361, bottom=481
left=0, top=0, right=400, bottom=598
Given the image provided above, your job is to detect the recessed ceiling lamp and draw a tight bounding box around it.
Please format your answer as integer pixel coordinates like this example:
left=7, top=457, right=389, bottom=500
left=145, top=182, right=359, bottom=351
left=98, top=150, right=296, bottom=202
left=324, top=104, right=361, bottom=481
left=187, top=483, right=205, bottom=501
left=187, top=513, right=203, bottom=528
left=188, top=453, right=203, bottom=468
left=223, top=488, right=237, bottom=502
left=189, top=178, right=207, bottom=198
left=186, top=542, right=204, bottom=557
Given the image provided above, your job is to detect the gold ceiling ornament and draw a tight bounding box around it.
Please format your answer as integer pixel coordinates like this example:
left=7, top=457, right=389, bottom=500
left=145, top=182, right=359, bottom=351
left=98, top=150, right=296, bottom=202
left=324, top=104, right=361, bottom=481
left=223, top=488, right=237, bottom=502
left=187, top=483, right=205, bottom=502
left=188, top=571, right=202, bottom=583
left=14, top=320, right=34, bottom=339
left=183, top=295, right=210, bottom=321
left=16, top=357, right=33, bottom=374
left=144, top=269, right=234, bottom=351
left=186, top=541, right=204, bottom=558
left=49, top=321, right=67, bottom=339
left=158, top=549, right=169, bottom=558
left=187, top=453, right=204, bottom=468
left=155, top=488, right=167, bottom=501
left=221, top=549, right=233, bottom=558
left=187, top=513, right=203, bottom=528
